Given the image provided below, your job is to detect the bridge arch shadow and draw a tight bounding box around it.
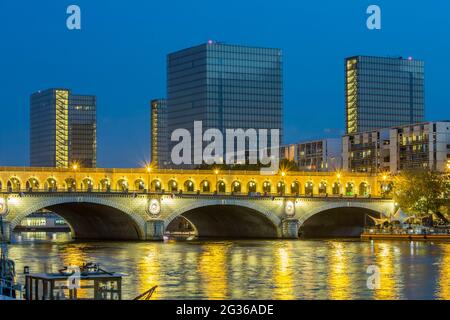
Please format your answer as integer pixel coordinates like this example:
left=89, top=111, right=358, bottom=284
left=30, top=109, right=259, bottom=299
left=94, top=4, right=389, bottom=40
left=299, top=206, right=381, bottom=238
left=10, top=198, right=146, bottom=241
left=165, top=203, right=281, bottom=239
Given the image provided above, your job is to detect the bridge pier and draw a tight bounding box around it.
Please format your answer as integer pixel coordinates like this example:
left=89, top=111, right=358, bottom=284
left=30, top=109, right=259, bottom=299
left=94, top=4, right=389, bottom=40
left=281, top=218, right=299, bottom=239
left=144, top=220, right=165, bottom=241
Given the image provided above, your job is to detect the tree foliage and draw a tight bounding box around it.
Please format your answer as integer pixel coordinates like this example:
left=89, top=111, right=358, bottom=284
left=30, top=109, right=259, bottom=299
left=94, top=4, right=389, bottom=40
left=394, top=169, right=449, bottom=217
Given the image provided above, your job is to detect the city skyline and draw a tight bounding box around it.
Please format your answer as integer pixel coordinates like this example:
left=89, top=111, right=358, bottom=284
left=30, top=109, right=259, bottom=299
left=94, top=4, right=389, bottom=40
left=1, top=1, right=450, bottom=168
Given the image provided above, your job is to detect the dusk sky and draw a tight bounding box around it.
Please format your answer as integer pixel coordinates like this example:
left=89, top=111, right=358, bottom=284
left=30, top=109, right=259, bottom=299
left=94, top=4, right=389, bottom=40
left=1, top=0, right=449, bottom=168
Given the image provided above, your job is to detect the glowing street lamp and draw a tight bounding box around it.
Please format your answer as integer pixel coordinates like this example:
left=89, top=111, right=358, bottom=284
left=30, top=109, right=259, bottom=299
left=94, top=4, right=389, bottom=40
left=71, top=163, right=79, bottom=191
left=146, top=165, right=152, bottom=193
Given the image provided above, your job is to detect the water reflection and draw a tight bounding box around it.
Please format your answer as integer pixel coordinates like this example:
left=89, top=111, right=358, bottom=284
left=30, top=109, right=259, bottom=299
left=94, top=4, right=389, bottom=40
left=273, top=243, right=294, bottom=299
left=328, top=242, right=351, bottom=299
left=373, top=243, right=398, bottom=300
left=198, top=243, right=229, bottom=299
left=436, top=244, right=450, bottom=300
left=7, top=233, right=450, bottom=300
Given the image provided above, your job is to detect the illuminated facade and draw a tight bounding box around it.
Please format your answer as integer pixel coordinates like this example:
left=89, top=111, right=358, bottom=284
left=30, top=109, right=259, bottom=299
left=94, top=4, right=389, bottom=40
left=150, top=99, right=169, bottom=168
left=343, top=121, right=450, bottom=173
left=342, top=129, right=391, bottom=174
left=281, top=139, right=342, bottom=172
left=345, top=56, right=424, bottom=134
left=30, top=88, right=96, bottom=168
left=167, top=42, right=283, bottom=166
left=18, top=212, right=68, bottom=228
left=390, top=121, right=450, bottom=172
left=0, top=167, right=387, bottom=197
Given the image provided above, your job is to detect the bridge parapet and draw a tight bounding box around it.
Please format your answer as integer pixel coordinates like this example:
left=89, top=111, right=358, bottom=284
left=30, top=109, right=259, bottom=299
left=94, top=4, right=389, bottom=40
left=0, top=167, right=392, bottom=198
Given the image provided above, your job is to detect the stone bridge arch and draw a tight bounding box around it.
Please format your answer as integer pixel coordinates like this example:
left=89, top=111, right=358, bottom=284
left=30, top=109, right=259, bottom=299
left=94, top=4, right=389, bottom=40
left=296, top=200, right=395, bottom=238
left=6, top=195, right=148, bottom=240
left=163, top=198, right=283, bottom=238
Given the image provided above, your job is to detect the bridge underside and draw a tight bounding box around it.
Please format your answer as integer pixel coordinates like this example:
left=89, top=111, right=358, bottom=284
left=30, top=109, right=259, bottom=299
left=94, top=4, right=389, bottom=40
left=299, top=207, right=379, bottom=238
left=173, top=205, right=279, bottom=239
left=45, top=203, right=142, bottom=240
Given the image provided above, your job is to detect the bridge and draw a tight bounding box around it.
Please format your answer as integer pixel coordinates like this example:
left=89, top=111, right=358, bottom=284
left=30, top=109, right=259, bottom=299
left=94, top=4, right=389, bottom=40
left=0, top=167, right=395, bottom=241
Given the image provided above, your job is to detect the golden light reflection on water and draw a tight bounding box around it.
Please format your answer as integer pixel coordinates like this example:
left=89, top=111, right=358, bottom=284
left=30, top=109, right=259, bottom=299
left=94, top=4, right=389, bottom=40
left=8, top=235, right=450, bottom=300
left=137, top=244, right=162, bottom=299
left=59, top=244, right=88, bottom=267
left=58, top=244, right=90, bottom=299
left=273, top=243, right=295, bottom=299
left=198, top=243, right=229, bottom=299
left=327, top=242, right=351, bottom=300
left=436, top=244, right=450, bottom=300
left=373, top=243, right=398, bottom=300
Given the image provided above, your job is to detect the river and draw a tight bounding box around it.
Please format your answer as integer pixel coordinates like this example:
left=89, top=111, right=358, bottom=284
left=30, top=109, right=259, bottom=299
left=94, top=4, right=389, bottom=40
left=8, top=232, right=450, bottom=300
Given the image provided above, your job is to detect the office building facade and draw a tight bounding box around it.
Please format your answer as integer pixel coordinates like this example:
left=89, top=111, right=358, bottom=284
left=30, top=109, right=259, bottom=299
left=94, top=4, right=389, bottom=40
left=343, top=121, right=450, bottom=173
left=150, top=99, right=169, bottom=168
left=30, top=88, right=96, bottom=168
left=390, top=121, right=450, bottom=173
left=345, top=56, right=424, bottom=134
left=342, top=129, right=391, bottom=174
left=167, top=42, right=283, bottom=167
left=281, top=138, right=342, bottom=172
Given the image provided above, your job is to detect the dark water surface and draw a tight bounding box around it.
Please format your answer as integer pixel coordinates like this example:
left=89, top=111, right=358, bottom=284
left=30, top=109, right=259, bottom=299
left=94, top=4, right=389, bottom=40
left=8, top=232, right=450, bottom=300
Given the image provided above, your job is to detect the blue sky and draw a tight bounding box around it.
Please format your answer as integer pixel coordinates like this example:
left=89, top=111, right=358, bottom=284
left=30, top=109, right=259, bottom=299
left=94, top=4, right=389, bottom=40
left=0, top=0, right=449, bottom=167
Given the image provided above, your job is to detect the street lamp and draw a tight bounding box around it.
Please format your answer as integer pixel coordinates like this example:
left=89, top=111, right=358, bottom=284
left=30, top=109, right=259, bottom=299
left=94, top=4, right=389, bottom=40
left=72, top=163, right=79, bottom=191
left=146, top=165, right=151, bottom=193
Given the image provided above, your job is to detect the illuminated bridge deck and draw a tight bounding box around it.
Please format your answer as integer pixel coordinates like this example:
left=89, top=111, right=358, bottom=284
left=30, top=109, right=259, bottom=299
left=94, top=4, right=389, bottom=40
left=0, top=167, right=395, bottom=241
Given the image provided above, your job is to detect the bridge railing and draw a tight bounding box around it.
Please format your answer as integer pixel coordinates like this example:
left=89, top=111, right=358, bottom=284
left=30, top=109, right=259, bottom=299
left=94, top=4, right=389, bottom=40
left=0, top=188, right=393, bottom=201
left=0, top=166, right=382, bottom=178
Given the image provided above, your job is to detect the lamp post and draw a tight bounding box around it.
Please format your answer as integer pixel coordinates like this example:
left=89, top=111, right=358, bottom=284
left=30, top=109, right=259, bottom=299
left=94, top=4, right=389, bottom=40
left=146, top=165, right=151, bottom=193
left=72, top=163, right=78, bottom=191
left=336, top=172, right=341, bottom=195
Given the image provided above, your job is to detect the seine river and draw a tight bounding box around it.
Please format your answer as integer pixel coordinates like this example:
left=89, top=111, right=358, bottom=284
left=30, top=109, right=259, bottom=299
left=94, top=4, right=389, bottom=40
left=8, top=232, right=450, bottom=300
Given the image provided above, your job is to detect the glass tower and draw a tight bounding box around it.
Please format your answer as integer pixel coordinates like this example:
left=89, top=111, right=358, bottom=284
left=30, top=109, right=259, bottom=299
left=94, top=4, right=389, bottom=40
left=30, top=88, right=96, bottom=168
left=150, top=99, right=169, bottom=168
left=167, top=42, right=283, bottom=166
left=345, top=56, right=424, bottom=134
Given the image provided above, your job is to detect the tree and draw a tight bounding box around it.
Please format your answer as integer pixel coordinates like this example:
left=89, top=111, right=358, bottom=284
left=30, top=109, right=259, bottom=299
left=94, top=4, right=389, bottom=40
left=394, top=169, right=448, bottom=217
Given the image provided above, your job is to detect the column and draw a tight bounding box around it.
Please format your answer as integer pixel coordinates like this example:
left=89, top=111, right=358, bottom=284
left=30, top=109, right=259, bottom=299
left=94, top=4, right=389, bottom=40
left=144, top=220, right=165, bottom=241
left=281, top=218, right=299, bottom=239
